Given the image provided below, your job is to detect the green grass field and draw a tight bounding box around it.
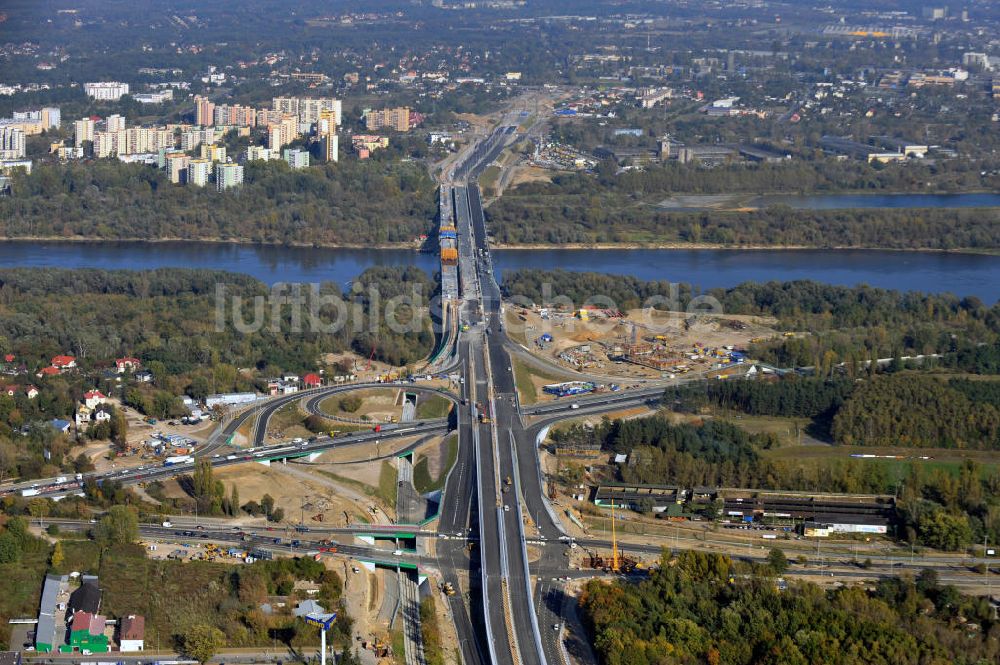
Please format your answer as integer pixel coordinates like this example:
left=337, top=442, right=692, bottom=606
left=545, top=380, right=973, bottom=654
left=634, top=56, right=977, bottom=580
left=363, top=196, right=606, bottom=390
left=416, top=394, right=453, bottom=420
left=511, top=358, right=568, bottom=405
left=377, top=461, right=399, bottom=510
left=413, top=434, right=459, bottom=494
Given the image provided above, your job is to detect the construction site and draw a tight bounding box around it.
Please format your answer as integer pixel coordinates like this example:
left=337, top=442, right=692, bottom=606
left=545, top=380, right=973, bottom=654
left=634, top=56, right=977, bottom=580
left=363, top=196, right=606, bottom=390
left=508, top=303, right=779, bottom=384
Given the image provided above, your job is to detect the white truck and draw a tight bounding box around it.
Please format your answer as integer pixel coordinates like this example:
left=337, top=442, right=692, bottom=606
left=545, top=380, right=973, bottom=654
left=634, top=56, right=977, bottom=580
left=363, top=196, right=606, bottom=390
left=163, top=455, right=193, bottom=467
left=21, top=488, right=40, bottom=497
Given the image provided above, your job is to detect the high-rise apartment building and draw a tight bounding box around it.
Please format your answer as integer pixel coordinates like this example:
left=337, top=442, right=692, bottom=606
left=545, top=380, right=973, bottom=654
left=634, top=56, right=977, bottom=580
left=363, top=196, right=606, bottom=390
left=194, top=95, right=216, bottom=126
left=320, top=132, right=338, bottom=162
left=283, top=148, right=310, bottom=169
left=74, top=118, right=96, bottom=147
left=165, top=153, right=190, bottom=183
left=187, top=159, right=212, bottom=187
left=200, top=144, right=227, bottom=163
left=83, top=82, right=130, bottom=101
left=215, top=162, right=243, bottom=191
left=364, top=107, right=411, bottom=132
left=105, top=114, right=126, bottom=133
left=0, top=127, right=25, bottom=159
left=272, top=97, right=341, bottom=125
left=246, top=145, right=277, bottom=162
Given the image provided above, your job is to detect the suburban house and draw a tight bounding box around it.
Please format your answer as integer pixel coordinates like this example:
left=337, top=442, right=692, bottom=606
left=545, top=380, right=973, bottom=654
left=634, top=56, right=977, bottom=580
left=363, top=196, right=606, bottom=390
left=26, top=385, right=38, bottom=399
left=4, top=387, right=14, bottom=397
left=67, top=576, right=102, bottom=616
left=75, top=404, right=112, bottom=431
left=68, top=611, right=109, bottom=653
left=50, top=419, right=71, bottom=433
left=82, top=390, right=107, bottom=409
left=37, top=366, right=60, bottom=378
left=133, top=369, right=153, bottom=383
left=118, top=615, right=145, bottom=652
left=115, top=357, right=141, bottom=373
left=51, top=355, right=77, bottom=370
left=303, top=373, right=322, bottom=388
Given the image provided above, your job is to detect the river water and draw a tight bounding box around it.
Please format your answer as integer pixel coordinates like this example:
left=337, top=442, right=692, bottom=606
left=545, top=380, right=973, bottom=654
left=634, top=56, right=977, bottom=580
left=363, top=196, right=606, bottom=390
left=749, top=192, right=1000, bottom=210
left=0, top=241, right=996, bottom=302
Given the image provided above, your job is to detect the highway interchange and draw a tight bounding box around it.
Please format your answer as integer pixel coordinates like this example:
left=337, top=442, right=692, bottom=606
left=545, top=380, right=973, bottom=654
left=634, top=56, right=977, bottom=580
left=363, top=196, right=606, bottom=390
left=8, top=118, right=1000, bottom=665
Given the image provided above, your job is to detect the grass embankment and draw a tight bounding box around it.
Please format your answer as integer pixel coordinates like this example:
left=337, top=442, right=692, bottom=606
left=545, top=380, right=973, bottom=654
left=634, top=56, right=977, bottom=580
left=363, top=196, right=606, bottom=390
left=415, top=394, right=453, bottom=420
left=511, top=357, right=568, bottom=405
left=413, top=435, right=459, bottom=494
left=378, top=462, right=399, bottom=510
left=267, top=401, right=312, bottom=439
left=419, top=596, right=445, bottom=665
left=320, top=461, right=398, bottom=511
left=391, top=628, right=405, bottom=664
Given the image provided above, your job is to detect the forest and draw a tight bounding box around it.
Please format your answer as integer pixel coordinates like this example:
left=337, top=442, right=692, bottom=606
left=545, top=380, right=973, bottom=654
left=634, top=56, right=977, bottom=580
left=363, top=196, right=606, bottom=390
left=669, top=374, right=1000, bottom=448
left=0, top=158, right=437, bottom=246
left=581, top=550, right=1000, bottom=665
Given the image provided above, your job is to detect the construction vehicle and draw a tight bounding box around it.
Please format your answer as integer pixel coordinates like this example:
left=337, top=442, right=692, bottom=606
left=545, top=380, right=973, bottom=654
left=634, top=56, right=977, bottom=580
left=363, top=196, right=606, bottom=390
left=503, top=475, right=512, bottom=493
left=441, top=581, right=456, bottom=596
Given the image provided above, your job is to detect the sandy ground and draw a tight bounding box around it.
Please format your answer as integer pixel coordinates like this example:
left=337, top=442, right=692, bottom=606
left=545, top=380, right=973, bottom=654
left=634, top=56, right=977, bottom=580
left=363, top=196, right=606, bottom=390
left=507, top=304, right=778, bottom=383
left=204, top=463, right=380, bottom=526
left=320, top=388, right=408, bottom=423
left=509, top=164, right=554, bottom=188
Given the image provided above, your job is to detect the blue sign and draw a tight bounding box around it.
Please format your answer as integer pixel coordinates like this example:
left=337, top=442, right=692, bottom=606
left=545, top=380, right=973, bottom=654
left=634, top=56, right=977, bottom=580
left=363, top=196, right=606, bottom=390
left=305, top=612, right=338, bottom=630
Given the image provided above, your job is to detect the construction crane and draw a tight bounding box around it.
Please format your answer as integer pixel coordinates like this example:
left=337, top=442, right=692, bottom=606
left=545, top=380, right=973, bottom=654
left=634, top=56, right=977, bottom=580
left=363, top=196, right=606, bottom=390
left=611, top=494, right=621, bottom=573
left=366, top=340, right=377, bottom=371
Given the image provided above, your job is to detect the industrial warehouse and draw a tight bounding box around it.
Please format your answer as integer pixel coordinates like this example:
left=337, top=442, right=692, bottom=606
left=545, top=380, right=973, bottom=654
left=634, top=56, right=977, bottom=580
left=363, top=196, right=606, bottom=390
left=593, top=484, right=894, bottom=536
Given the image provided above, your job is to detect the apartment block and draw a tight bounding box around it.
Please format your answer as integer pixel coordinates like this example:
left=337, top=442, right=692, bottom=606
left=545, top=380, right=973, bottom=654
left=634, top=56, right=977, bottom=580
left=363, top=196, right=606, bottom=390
left=84, top=82, right=130, bottom=101
left=187, top=159, right=212, bottom=187
left=215, top=162, right=244, bottom=191
left=283, top=148, right=310, bottom=169
left=364, top=107, right=411, bottom=132
left=0, top=127, right=26, bottom=159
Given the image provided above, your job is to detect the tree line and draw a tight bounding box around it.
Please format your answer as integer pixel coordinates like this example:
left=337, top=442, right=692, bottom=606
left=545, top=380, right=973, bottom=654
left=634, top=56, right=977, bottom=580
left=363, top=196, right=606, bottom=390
left=1, top=158, right=437, bottom=246
left=581, top=550, right=1000, bottom=665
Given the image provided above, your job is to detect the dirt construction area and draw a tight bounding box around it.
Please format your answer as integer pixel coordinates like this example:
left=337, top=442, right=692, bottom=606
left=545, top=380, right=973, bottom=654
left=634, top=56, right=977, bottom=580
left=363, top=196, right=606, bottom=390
left=506, top=304, right=780, bottom=382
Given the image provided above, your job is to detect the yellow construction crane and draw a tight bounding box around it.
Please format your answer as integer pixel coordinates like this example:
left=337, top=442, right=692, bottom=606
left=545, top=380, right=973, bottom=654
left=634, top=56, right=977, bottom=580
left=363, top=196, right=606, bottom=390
left=611, top=494, right=621, bottom=573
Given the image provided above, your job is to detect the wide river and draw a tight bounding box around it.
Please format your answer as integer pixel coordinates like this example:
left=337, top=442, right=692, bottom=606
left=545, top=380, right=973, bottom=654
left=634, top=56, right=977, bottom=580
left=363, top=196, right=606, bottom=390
left=0, top=241, right=997, bottom=302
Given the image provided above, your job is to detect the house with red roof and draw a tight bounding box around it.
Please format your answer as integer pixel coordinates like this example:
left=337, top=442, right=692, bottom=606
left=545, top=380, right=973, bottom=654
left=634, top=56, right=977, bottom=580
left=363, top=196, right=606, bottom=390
left=83, top=390, right=107, bottom=409
left=4, top=354, right=14, bottom=363
left=36, top=366, right=60, bottom=378
left=51, top=355, right=77, bottom=369
left=26, top=385, right=39, bottom=399
left=303, top=373, right=322, bottom=388
left=4, top=387, right=15, bottom=397
left=115, top=357, right=140, bottom=374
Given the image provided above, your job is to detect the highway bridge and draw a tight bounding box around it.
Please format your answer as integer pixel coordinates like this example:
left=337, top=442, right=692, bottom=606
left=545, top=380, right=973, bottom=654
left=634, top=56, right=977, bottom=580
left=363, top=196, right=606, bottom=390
left=11, top=114, right=990, bottom=665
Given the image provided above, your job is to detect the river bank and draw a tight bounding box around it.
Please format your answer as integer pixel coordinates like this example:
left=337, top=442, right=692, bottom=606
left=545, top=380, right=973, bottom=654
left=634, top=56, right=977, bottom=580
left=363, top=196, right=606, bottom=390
left=0, top=240, right=997, bottom=301
left=0, top=235, right=996, bottom=256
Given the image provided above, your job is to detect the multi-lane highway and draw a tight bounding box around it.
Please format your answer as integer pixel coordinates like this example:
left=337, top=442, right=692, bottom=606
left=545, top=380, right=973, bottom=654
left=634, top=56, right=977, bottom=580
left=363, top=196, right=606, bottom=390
left=2, top=383, right=453, bottom=501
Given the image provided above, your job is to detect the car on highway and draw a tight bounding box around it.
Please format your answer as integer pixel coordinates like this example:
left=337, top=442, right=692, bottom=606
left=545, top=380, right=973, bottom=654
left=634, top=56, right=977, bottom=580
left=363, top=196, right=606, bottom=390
left=392, top=549, right=403, bottom=556
left=570, top=403, right=579, bottom=409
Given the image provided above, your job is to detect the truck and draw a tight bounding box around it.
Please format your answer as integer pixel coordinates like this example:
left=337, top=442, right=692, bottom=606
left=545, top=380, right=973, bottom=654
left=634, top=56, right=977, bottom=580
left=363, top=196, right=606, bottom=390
left=21, top=488, right=40, bottom=497
left=163, top=455, right=193, bottom=466
left=372, top=424, right=382, bottom=433
left=55, top=476, right=67, bottom=484
left=162, top=521, right=173, bottom=528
